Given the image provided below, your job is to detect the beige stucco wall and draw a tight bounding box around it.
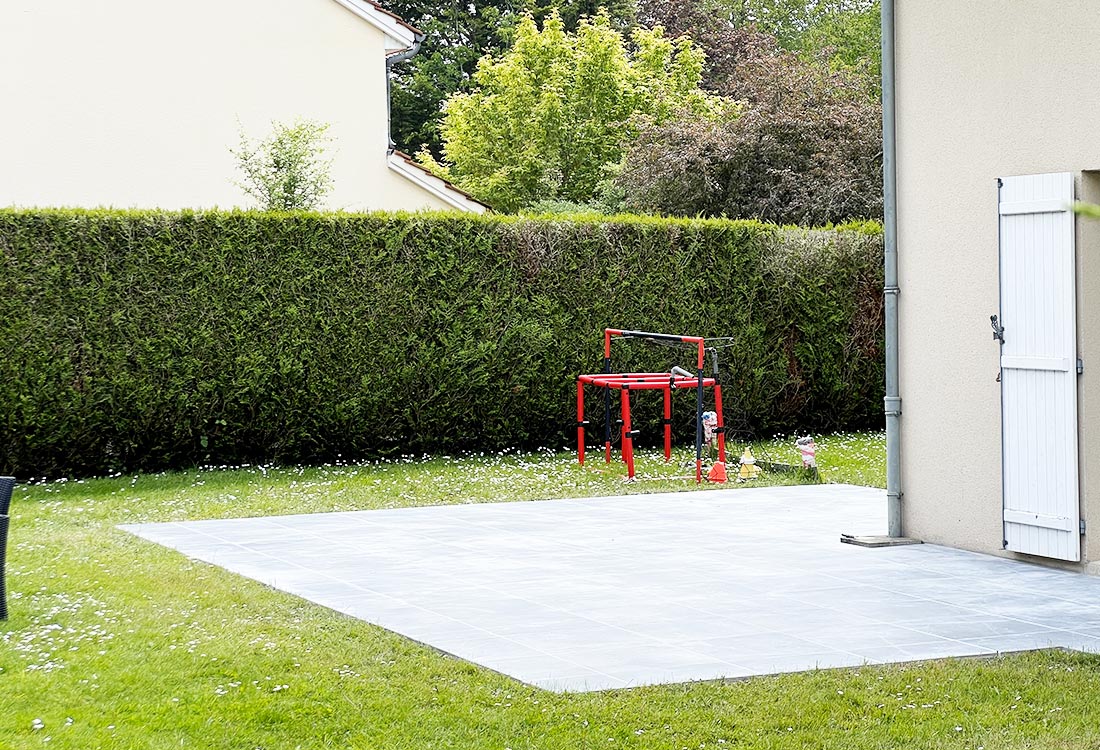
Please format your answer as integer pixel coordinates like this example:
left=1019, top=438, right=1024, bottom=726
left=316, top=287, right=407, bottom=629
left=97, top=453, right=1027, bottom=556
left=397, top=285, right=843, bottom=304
left=0, top=0, right=454, bottom=212
left=895, top=1, right=1100, bottom=566
left=1078, top=172, right=1100, bottom=570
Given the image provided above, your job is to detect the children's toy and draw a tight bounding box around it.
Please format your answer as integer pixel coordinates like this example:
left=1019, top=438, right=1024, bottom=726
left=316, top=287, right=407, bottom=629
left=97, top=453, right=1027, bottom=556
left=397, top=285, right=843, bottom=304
left=702, top=411, right=719, bottom=446
left=796, top=436, right=817, bottom=469
left=737, top=446, right=761, bottom=481
left=576, top=329, right=727, bottom=483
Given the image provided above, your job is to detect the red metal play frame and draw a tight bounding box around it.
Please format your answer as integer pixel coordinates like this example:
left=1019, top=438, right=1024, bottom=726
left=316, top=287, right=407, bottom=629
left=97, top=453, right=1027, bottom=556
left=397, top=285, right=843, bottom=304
left=576, top=329, right=727, bottom=482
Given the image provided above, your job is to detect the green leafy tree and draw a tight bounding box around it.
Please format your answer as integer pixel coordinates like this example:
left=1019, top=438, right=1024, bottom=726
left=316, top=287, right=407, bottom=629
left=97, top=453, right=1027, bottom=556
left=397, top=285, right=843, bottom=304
left=640, top=0, right=879, bottom=92
left=725, top=1, right=881, bottom=93
left=382, top=0, right=637, bottom=158
left=231, top=120, right=333, bottom=211
left=718, top=0, right=877, bottom=49
left=423, top=11, right=719, bottom=212
left=534, top=0, right=637, bottom=30
left=383, top=1, right=526, bottom=159
left=798, top=2, right=880, bottom=81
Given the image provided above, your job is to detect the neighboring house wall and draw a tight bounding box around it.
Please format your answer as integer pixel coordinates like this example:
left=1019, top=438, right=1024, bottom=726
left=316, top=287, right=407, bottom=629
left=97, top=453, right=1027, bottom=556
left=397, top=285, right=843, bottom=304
left=895, top=1, right=1100, bottom=566
left=0, top=0, right=467, bottom=212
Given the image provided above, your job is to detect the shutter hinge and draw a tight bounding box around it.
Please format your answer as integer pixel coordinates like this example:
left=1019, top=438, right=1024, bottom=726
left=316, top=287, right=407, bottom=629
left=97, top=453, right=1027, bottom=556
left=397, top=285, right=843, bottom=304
left=1081, top=518, right=1087, bottom=535
left=1078, top=358, right=1084, bottom=375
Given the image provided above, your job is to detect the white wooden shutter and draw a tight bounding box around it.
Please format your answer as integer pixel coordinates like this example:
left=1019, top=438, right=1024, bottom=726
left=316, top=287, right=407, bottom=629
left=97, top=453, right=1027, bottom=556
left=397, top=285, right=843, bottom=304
left=998, top=172, right=1080, bottom=561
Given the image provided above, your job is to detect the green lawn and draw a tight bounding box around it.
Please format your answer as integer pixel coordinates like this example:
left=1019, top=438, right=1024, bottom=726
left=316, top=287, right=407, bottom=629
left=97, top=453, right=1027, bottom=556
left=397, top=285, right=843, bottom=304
left=4, top=430, right=1100, bottom=749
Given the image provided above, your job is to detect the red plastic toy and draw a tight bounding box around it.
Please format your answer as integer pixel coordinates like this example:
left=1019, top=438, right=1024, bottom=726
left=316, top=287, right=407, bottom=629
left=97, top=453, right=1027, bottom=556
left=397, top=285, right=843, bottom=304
left=576, top=329, right=727, bottom=482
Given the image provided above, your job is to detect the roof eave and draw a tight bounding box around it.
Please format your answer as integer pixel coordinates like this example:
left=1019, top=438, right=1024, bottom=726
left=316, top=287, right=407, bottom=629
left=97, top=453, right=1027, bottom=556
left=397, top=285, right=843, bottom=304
left=387, top=153, right=490, bottom=214
left=330, top=0, right=419, bottom=50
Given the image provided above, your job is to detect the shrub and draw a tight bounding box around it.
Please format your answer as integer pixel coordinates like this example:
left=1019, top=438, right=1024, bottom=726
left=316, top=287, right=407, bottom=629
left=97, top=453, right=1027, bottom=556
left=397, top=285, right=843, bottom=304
left=0, top=209, right=883, bottom=477
left=619, top=11, right=882, bottom=226
left=231, top=119, right=333, bottom=211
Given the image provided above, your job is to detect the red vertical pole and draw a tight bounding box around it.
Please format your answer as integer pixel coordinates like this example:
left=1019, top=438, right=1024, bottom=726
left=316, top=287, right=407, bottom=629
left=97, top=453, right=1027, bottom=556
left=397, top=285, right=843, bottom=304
left=621, top=386, right=635, bottom=480
left=714, top=384, right=727, bottom=464
left=577, top=380, right=586, bottom=466
left=662, top=383, right=672, bottom=462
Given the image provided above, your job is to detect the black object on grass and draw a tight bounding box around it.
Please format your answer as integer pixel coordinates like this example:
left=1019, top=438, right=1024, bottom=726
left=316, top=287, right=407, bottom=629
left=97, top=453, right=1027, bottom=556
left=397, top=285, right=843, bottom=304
left=0, top=476, right=13, bottom=620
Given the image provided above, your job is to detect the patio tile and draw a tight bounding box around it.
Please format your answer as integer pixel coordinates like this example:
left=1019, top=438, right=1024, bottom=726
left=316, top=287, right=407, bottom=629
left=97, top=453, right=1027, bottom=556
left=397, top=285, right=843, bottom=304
left=479, top=653, right=596, bottom=677
left=855, top=641, right=995, bottom=663
left=436, top=636, right=561, bottom=662
left=120, top=483, right=1100, bottom=692
left=395, top=621, right=498, bottom=645
left=1012, top=609, right=1100, bottom=631
left=729, top=650, right=868, bottom=675
left=736, top=604, right=883, bottom=634
left=903, top=618, right=1061, bottom=641
left=530, top=633, right=672, bottom=661
left=1060, top=624, right=1100, bottom=638
left=799, top=623, right=955, bottom=651
left=679, top=632, right=831, bottom=663
left=1054, top=634, right=1100, bottom=653
left=836, top=599, right=980, bottom=624
left=606, top=614, right=763, bottom=642
left=559, top=642, right=737, bottom=674
left=960, top=633, right=1068, bottom=653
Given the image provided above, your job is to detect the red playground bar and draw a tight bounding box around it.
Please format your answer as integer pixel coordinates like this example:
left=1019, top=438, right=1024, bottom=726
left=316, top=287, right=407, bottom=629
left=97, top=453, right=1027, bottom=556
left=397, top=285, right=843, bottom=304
left=576, top=329, right=727, bottom=482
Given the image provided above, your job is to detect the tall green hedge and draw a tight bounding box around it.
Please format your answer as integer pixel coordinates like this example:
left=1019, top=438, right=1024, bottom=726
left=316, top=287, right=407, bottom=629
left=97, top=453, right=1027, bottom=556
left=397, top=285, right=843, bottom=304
left=0, top=209, right=884, bottom=477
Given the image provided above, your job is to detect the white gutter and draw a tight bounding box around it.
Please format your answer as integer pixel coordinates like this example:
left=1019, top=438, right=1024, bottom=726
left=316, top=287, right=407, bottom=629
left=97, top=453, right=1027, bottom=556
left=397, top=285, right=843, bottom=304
left=385, top=37, right=423, bottom=150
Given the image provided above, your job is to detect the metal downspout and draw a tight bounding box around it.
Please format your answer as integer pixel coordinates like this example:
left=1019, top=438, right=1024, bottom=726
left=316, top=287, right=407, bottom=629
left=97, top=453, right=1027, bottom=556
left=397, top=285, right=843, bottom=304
left=385, top=36, right=423, bottom=152
left=882, top=0, right=903, bottom=537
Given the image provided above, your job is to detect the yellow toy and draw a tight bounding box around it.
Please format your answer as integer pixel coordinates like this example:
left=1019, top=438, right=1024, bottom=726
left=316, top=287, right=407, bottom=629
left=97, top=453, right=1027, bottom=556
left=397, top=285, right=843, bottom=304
left=737, top=446, right=761, bottom=481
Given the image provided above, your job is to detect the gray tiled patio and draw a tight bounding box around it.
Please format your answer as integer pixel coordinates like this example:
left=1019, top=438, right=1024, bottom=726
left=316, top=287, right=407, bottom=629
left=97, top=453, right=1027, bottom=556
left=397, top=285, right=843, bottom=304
left=121, top=484, right=1100, bottom=692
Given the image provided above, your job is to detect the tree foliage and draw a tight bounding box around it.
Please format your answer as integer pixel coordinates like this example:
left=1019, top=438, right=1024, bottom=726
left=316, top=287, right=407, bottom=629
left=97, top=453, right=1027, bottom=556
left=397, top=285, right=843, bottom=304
left=533, top=0, right=638, bottom=31
left=639, top=0, right=879, bottom=91
left=638, top=0, right=755, bottom=90
left=424, top=11, right=720, bottom=213
left=797, top=1, right=881, bottom=82
left=384, top=0, right=883, bottom=223
left=385, top=0, right=881, bottom=166
left=617, top=28, right=882, bottom=225
left=230, top=120, right=333, bottom=211
left=382, top=0, right=524, bottom=158
left=714, top=0, right=878, bottom=57
left=381, top=0, right=637, bottom=157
